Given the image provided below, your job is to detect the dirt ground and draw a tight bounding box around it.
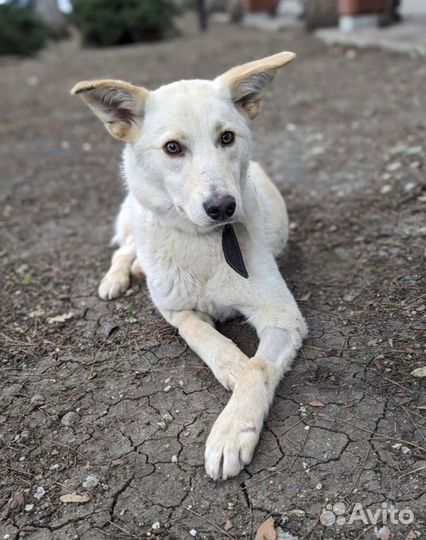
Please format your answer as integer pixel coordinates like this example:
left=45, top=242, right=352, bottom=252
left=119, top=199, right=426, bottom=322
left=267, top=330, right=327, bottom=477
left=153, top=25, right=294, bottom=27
left=1, top=14, right=425, bottom=540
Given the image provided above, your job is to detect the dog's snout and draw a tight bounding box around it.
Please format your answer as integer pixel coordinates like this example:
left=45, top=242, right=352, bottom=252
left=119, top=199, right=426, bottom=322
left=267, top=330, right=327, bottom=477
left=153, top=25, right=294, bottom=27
left=203, top=195, right=236, bottom=221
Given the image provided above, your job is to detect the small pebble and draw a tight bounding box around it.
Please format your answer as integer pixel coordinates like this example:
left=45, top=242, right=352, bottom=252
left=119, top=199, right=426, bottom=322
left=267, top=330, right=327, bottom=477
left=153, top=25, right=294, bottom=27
left=27, top=76, right=39, bottom=86
left=171, top=455, right=178, bottom=463
left=380, top=184, right=392, bottom=194
left=34, top=487, right=45, bottom=500
left=386, top=161, right=402, bottom=172
left=82, top=474, right=99, bottom=489
left=61, top=411, right=80, bottom=426
left=151, top=521, right=161, bottom=530
left=190, top=530, right=197, bottom=537
left=25, top=504, right=34, bottom=511
left=30, top=395, right=45, bottom=408
left=82, top=142, right=92, bottom=152
left=163, top=385, right=172, bottom=392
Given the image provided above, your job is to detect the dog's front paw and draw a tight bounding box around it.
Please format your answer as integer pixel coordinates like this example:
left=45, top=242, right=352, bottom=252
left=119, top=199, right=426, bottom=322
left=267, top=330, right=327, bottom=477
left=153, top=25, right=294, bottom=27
left=212, top=354, right=247, bottom=391
left=205, top=402, right=261, bottom=480
left=98, top=271, right=130, bottom=300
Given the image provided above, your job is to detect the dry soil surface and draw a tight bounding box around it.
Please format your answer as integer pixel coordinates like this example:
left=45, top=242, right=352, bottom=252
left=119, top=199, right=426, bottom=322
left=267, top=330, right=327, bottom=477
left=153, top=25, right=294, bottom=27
left=1, top=16, right=425, bottom=540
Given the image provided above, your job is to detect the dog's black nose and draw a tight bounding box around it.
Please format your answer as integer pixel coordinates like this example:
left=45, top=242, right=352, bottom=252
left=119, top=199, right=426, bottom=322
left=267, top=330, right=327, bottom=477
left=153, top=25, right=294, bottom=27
left=203, top=195, right=236, bottom=221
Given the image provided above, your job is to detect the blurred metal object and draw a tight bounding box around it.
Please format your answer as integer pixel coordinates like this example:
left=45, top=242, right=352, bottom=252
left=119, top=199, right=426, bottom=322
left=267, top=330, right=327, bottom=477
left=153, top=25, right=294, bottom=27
left=197, top=0, right=208, bottom=30
left=304, top=0, right=338, bottom=30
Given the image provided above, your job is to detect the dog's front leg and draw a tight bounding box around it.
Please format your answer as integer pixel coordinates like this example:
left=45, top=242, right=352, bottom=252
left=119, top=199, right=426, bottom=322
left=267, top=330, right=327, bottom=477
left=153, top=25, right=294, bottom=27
left=205, top=304, right=307, bottom=480
left=162, top=309, right=249, bottom=391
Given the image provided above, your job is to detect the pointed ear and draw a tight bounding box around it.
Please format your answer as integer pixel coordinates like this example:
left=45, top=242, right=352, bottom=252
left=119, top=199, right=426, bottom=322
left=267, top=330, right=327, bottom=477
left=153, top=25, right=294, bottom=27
left=215, top=51, right=295, bottom=119
left=70, top=79, right=149, bottom=141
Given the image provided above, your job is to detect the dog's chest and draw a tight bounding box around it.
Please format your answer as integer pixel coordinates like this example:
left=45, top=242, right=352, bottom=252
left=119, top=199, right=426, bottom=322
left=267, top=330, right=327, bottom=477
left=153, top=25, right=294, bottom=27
left=137, top=226, right=229, bottom=313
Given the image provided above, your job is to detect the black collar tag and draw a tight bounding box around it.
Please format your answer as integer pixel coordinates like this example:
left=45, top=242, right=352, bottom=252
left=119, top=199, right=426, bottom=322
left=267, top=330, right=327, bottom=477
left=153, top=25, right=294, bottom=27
left=222, top=224, right=249, bottom=279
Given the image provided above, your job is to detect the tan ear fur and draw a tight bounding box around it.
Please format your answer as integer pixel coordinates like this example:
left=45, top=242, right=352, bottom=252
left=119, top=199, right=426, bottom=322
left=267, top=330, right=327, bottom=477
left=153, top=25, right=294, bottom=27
left=71, top=79, right=149, bottom=141
left=217, top=51, right=295, bottom=119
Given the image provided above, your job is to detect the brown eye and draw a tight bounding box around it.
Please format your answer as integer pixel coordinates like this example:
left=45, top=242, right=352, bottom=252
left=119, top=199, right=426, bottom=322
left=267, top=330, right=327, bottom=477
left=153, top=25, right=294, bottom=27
left=164, top=140, right=182, bottom=155
left=220, top=131, right=235, bottom=146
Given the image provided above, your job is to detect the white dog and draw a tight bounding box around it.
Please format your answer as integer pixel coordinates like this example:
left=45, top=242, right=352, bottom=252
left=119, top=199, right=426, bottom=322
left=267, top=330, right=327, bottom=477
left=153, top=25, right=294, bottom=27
left=71, top=51, right=307, bottom=480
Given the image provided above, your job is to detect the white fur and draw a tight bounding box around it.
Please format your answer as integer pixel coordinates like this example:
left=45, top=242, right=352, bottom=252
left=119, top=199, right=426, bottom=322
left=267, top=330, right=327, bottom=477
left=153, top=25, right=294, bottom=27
left=72, top=52, right=307, bottom=480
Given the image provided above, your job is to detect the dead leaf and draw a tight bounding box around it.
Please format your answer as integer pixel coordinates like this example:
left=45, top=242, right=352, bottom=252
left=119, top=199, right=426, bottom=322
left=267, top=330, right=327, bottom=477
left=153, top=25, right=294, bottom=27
left=255, top=516, right=277, bottom=540
left=59, top=492, right=90, bottom=504
left=410, top=366, right=426, bottom=378
left=224, top=520, right=233, bottom=531
left=47, top=312, right=74, bottom=324
left=110, top=458, right=127, bottom=468
left=9, top=491, right=25, bottom=514
left=308, top=400, right=325, bottom=408
left=29, top=308, right=45, bottom=318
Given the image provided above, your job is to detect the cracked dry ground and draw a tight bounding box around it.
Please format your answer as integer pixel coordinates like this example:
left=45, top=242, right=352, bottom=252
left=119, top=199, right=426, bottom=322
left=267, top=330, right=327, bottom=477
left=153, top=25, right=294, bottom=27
left=1, top=20, right=425, bottom=540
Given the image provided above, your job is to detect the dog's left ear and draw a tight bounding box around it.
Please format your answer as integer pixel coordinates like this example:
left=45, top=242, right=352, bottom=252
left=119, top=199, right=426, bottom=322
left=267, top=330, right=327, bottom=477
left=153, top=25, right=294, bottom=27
left=215, top=51, right=295, bottom=119
left=71, top=79, right=149, bottom=141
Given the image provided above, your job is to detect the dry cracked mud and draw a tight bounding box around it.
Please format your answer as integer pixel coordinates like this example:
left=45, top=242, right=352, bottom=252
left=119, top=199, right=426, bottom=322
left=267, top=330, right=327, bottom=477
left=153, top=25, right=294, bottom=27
left=1, top=15, right=425, bottom=540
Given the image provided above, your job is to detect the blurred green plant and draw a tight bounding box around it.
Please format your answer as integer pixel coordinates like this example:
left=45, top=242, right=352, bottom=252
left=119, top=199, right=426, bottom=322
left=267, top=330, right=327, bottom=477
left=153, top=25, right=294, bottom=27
left=72, top=0, right=176, bottom=47
left=0, top=1, right=51, bottom=57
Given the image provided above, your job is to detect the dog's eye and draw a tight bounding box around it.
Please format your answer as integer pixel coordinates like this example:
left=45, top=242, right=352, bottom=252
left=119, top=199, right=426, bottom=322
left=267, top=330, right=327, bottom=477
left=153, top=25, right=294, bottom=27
left=220, top=131, right=235, bottom=146
left=164, top=141, right=182, bottom=156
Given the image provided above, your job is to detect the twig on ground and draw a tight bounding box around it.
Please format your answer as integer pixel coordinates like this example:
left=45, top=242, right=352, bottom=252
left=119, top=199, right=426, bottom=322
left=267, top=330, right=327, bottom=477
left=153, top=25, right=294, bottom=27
left=300, top=513, right=321, bottom=540
left=342, top=420, right=426, bottom=454
left=397, top=464, right=426, bottom=479
left=107, top=520, right=140, bottom=539
left=184, top=507, right=235, bottom=539
left=382, top=376, right=412, bottom=393
left=403, top=406, right=426, bottom=443
left=345, top=446, right=371, bottom=498
left=246, top=421, right=311, bottom=489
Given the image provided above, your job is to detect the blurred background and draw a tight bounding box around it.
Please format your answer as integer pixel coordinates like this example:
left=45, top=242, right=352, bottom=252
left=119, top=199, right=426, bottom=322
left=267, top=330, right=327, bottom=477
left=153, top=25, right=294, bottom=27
left=1, top=1, right=425, bottom=539
left=0, top=0, right=424, bottom=56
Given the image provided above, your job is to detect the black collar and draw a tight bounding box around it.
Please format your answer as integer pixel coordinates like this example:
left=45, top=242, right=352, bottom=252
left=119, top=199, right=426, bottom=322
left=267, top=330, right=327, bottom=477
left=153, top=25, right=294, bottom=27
left=222, top=224, right=249, bottom=279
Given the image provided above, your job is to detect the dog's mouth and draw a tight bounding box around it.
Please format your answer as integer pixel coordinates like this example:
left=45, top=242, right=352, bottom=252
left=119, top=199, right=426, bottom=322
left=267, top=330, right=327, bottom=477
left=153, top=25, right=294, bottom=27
left=209, top=218, right=237, bottom=229
left=176, top=204, right=238, bottom=229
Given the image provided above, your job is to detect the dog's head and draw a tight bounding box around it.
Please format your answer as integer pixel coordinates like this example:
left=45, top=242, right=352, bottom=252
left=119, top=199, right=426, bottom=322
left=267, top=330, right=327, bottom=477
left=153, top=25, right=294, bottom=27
left=71, top=52, right=295, bottom=229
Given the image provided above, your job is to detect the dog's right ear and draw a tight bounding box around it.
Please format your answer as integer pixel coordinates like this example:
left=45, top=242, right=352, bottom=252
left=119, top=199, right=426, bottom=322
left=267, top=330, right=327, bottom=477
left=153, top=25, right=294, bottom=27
left=71, top=80, right=149, bottom=142
left=215, top=51, right=295, bottom=120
